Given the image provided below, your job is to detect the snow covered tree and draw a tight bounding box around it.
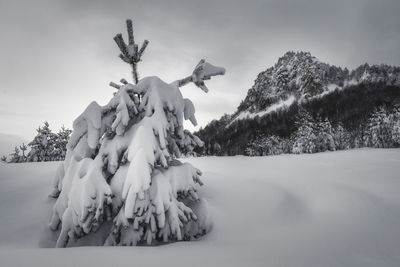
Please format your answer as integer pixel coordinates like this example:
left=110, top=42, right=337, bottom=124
left=53, top=126, right=72, bottom=161
left=27, top=122, right=57, bottom=162
left=245, top=135, right=285, bottom=156
left=333, top=123, right=351, bottom=150
left=9, top=146, right=21, bottom=163
left=363, top=107, right=392, bottom=148
left=49, top=19, right=225, bottom=247
left=315, top=117, right=335, bottom=152
left=19, top=143, right=28, bottom=162
left=291, top=109, right=316, bottom=153
left=300, top=68, right=323, bottom=97
left=1, top=156, right=6, bottom=162
left=389, top=106, right=400, bottom=146
left=276, top=67, right=289, bottom=88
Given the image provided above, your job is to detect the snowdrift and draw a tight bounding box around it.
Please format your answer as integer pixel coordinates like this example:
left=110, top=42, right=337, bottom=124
left=0, top=149, right=400, bottom=266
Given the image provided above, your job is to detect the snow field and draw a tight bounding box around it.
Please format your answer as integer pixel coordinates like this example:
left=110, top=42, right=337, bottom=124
left=0, top=148, right=399, bottom=266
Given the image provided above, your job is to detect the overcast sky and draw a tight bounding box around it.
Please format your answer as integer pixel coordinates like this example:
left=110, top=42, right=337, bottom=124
left=0, top=0, right=399, bottom=140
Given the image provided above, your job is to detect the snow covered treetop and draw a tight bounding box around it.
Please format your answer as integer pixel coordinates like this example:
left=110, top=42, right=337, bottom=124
left=49, top=19, right=224, bottom=247
left=114, top=19, right=149, bottom=84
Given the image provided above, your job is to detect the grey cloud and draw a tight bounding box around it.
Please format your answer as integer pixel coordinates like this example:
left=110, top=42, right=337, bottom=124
left=0, top=0, right=399, bottom=139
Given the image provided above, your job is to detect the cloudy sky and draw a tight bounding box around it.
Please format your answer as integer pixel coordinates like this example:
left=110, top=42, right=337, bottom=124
left=0, top=0, right=399, bottom=140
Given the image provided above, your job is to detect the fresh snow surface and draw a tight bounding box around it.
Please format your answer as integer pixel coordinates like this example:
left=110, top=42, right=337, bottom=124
left=229, top=95, right=296, bottom=126
left=0, top=149, right=400, bottom=266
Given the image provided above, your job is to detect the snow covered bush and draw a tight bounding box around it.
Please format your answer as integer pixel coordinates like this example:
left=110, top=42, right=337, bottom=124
left=49, top=19, right=225, bottom=247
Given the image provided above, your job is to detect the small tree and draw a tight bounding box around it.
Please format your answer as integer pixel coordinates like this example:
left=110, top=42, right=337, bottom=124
left=53, top=126, right=72, bottom=161
left=27, top=122, right=57, bottom=162
left=1, top=155, right=7, bottom=162
left=389, top=106, right=400, bottom=146
left=49, top=19, right=225, bottom=247
left=315, top=117, right=335, bottom=152
left=19, top=143, right=28, bottom=162
left=292, top=109, right=316, bottom=153
left=363, top=107, right=392, bottom=148
left=333, top=123, right=351, bottom=150
left=9, top=146, right=21, bottom=163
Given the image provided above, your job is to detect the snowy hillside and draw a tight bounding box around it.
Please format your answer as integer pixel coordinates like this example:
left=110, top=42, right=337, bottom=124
left=1, top=149, right=400, bottom=266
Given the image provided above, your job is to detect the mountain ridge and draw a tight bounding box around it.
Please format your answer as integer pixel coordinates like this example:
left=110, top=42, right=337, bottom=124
left=195, top=51, right=400, bottom=156
left=230, top=51, right=400, bottom=125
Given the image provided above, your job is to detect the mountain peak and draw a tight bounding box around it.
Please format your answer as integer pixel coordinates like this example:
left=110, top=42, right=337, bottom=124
left=237, top=52, right=400, bottom=118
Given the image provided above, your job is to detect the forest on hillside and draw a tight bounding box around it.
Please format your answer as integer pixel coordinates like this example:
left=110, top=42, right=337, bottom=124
left=195, top=83, right=400, bottom=156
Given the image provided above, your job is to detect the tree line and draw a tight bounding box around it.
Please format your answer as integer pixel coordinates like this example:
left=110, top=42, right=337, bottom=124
left=195, top=83, right=400, bottom=156
left=1, top=122, right=72, bottom=163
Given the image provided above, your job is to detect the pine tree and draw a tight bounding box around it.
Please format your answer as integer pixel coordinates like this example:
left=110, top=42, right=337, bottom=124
left=27, top=122, right=57, bottom=162
left=315, top=117, right=335, bottom=152
left=389, top=106, right=400, bottom=146
left=300, top=69, right=323, bottom=97
left=291, top=109, right=316, bottom=153
left=246, top=135, right=285, bottom=156
left=49, top=19, right=225, bottom=247
left=333, top=123, right=351, bottom=150
left=54, top=126, right=72, bottom=161
left=364, top=107, right=392, bottom=148
left=9, top=146, right=21, bottom=163
left=276, top=67, right=289, bottom=88
left=19, top=143, right=28, bottom=162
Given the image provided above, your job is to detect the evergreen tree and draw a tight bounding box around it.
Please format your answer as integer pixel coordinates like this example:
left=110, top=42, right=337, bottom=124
left=245, top=135, right=285, bottom=156
left=292, top=109, right=316, bottom=153
left=389, top=106, right=400, bottom=145
left=315, top=117, right=335, bottom=152
left=333, top=123, right=351, bottom=150
left=300, top=69, right=323, bottom=97
left=19, top=143, right=28, bottom=162
left=27, top=122, right=57, bottom=162
left=48, top=19, right=225, bottom=247
left=9, top=146, right=21, bottom=163
left=363, top=107, right=392, bottom=148
left=54, top=126, right=72, bottom=161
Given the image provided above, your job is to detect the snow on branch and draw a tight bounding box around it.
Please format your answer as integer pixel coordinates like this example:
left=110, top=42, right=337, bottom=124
left=177, top=59, right=226, bottom=92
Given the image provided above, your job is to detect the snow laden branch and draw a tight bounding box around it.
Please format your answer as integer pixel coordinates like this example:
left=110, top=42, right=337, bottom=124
left=177, top=59, right=226, bottom=92
left=113, top=19, right=149, bottom=84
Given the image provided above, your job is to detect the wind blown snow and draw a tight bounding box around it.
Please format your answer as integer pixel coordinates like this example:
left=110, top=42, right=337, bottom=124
left=0, top=149, right=400, bottom=266
left=230, top=95, right=296, bottom=125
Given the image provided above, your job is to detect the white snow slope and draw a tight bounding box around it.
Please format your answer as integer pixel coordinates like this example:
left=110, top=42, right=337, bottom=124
left=0, top=148, right=400, bottom=267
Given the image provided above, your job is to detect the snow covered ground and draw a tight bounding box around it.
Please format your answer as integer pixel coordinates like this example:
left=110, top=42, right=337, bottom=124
left=0, top=148, right=399, bottom=267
